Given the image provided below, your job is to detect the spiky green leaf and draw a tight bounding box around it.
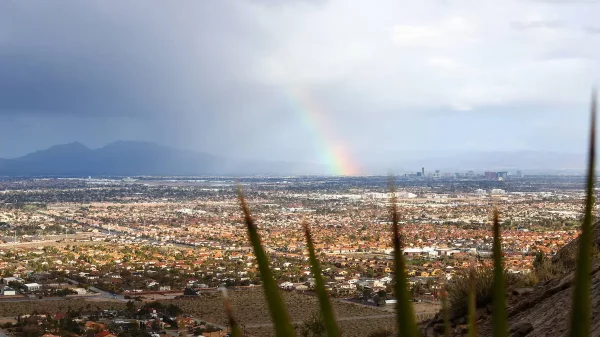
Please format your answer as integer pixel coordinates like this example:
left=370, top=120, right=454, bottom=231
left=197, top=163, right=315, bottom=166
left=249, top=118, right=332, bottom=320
left=237, top=188, right=295, bottom=337
left=303, top=221, right=341, bottom=337
left=569, top=89, right=597, bottom=337
left=389, top=178, right=420, bottom=337
left=222, top=288, right=244, bottom=337
left=492, top=210, right=508, bottom=337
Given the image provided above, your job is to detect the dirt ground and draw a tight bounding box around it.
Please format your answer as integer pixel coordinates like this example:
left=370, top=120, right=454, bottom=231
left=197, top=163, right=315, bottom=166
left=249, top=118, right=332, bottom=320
left=0, top=288, right=439, bottom=337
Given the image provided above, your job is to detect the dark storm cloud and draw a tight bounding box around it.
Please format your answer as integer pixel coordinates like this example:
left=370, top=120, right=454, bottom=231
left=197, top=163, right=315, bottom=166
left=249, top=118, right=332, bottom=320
left=0, top=1, right=275, bottom=118
left=0, top=0, right=599, bottom=171
left=0, top=52, right=143, bottom=116
left=0, top=0, right=303, bottom=159
left=0, top=2, right=147, bottom=116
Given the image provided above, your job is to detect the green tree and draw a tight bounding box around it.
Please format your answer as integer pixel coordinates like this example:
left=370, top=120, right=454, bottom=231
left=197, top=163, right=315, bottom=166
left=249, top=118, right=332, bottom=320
left=126, top=300, right=136, bottom=314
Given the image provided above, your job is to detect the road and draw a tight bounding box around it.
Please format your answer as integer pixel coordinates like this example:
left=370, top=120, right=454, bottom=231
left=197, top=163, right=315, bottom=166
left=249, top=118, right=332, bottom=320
left=0, top=294, right=107, bottom=303
left=64, top=277, right=127, bottom=302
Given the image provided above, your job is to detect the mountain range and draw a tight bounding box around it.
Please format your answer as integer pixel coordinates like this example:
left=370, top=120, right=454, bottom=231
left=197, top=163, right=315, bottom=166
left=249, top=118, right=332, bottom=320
left=0, top=141, right=590, bottom=177
left=0, top=141, right=323, bottom=176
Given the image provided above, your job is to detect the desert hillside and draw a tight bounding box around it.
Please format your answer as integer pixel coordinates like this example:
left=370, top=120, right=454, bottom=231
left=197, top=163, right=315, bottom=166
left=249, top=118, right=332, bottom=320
left=424, top=222, right=600, bottom=337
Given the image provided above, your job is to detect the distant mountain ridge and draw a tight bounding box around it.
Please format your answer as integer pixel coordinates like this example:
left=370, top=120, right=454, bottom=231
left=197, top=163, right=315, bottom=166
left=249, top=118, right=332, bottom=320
left=0, top=141, right=322, bottom=176
left=0, top=142, right=590, bottom=177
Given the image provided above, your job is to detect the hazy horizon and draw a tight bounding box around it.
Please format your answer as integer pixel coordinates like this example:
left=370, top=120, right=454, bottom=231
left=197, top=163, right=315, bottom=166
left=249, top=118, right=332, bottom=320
left=1, top=1, right=599, bottom=175
left=0, top=139, right=590, bottom=175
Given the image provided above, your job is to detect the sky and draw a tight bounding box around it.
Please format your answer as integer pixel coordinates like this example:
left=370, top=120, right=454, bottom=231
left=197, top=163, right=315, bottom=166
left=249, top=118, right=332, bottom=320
left=0, top=0, right=599, bottom=174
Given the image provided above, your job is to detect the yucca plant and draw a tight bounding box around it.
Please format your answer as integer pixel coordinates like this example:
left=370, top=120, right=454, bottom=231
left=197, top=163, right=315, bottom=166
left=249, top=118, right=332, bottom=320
left=303, top=220, right=341, bottom=337
left=234, top=189, right=342, bottom=337
left=221, top=287, right=243, bottom=337
left=389, top=178, right=420, bottom=337
left=569, top=89, right=597, bottom=337
left=491, top=210, right=507, bottom=337
left=237, top=188, right=295, bottom=337
left=222, top=90, right=597, bottom=337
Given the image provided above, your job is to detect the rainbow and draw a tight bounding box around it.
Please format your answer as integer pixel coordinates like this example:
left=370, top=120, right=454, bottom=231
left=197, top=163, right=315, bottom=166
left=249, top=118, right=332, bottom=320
left=287, top=88, right=361, bottom=176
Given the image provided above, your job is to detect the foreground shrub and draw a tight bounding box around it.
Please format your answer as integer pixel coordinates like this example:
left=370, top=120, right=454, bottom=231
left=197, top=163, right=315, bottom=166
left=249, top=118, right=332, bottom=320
left=298, top=312, right=326, bottom=337
left=446, top=267, right=533, bottom=318
left=533, top=251, right=569, bottom=282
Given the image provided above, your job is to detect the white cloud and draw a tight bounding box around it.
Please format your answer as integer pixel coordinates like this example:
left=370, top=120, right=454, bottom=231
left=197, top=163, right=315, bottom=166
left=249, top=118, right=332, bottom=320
left=392, top=25, right=440, bottom=46
left=254, top=0, right=600, bottom=113
left=391, top=17, right=477, bottom=47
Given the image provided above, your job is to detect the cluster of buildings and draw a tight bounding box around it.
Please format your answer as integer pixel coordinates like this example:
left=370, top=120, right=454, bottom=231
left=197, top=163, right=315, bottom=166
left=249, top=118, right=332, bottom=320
left=1, top=302, right=222, bottom=337
left=0, top=175, right=587, bottom=302
left=404, top=168, right=520, bottom=180
left=0, top=272, right=91, bottom=299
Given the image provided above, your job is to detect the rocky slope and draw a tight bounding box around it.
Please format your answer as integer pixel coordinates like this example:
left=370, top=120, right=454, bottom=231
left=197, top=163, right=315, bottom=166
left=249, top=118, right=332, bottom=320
left=423, top=222, right=600, bottom=337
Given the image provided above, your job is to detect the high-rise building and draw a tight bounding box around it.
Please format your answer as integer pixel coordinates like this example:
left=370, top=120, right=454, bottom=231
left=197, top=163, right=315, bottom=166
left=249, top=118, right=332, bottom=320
left=422, top=167, right=425, bottom=176
left=484, top=171, right=498, bottom=180
left=497, top=172, right=508, bottom=180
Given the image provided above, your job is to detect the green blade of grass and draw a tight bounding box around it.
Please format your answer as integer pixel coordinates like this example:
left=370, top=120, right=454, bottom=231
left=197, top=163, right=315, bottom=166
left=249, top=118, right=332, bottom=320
left=569, top=89, right=597, bottom=337
left=468, top=267, right=477, bottom=337
left=389, top=178, right=420, bottom=337
left=221, top=288, right=243, bottom=337
left=492, top=209, right=507, bottom=337
left=303, top=221, right=341, bottom=337
left=237, top=188, right=295, bottom=337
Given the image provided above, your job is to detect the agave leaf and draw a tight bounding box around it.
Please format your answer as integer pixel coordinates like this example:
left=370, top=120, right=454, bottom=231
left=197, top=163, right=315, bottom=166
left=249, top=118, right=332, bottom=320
left=492, top=209, right=507, bottom=337
left=468, top=267, right=477, bottom=337
left=389, top=178, right=420, bottom=337
left=221, top=288, right=243, bottom=337
left=303, top=221, right=341, bottom=337
left=440, top=284, right=451, bottom=337
left=569, top=89, right=597, bottom=337
left=237, top=188, right=295, bottom=337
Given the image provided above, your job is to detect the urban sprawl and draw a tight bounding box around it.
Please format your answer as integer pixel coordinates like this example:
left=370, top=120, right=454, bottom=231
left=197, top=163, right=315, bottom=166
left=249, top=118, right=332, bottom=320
left=0, top=172, right=590, bottom=337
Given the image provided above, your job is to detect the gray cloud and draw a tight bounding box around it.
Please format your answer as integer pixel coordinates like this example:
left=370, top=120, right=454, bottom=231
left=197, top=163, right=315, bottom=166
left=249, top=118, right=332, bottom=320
left=245, top=0, right=326, bottom=6
left=584, top=26, right=600, bottom=34
left=529, top=0, right=598, bottom=3
left=511, top=20, right=563, bottom=30
left=0, top=0, right=599, bottom=173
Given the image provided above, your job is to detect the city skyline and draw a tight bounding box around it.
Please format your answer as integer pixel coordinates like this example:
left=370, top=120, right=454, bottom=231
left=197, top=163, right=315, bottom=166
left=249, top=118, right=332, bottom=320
left=0, top=139, right=592, bottom=175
